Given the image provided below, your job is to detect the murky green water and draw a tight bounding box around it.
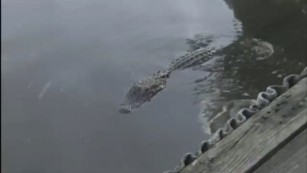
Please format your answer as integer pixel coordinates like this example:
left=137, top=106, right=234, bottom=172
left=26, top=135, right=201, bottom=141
left=2, top=0, right=306, bottom=173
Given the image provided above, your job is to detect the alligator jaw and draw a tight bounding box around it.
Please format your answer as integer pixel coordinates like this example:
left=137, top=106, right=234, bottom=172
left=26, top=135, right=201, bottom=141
left=118, top=106, right=132, bottom=114
left=118, top=104, right=139, bottom=114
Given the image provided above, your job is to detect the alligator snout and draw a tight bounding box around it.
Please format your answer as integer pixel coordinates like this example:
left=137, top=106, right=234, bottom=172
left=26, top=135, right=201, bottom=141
left=119, top=74, right=168, bottom=114
left=118, top=103, right=140, bottom=114
left=118, top=106, right=132, bottom=114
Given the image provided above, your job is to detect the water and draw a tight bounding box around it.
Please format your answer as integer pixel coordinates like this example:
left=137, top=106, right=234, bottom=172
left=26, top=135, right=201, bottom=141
left=2, top=0, right=306, bottom=173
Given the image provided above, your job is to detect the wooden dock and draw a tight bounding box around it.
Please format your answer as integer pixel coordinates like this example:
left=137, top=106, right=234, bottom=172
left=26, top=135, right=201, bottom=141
left=179, top=77, right=307, bottom=173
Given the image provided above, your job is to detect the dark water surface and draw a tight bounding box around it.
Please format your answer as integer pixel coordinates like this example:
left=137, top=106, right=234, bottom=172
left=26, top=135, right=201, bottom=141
left=2, top=0, right=306, bottom=173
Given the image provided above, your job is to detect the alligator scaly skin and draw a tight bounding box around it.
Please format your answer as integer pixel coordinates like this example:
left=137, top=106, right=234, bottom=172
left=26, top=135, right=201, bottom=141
left=119, top=37, right=274, bottom=113
left=167, top=47, right=216, bottom=71
left=118, top=45, right=216, bottom=113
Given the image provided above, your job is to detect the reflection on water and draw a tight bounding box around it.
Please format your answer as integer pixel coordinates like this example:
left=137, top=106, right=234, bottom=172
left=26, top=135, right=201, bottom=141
left=2, top=0, right=306, bottom=173
left=195, top=0, right=306, bottom=134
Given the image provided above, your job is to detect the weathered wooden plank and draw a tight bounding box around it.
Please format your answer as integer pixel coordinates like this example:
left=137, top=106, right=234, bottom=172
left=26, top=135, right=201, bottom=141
left=254, top=129, right=306, bottom=173
left=180, top=78, right=307, bottom=173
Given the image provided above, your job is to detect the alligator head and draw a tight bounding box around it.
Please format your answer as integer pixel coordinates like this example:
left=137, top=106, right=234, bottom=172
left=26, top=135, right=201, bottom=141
left=118, top=71, right=170, bottom=113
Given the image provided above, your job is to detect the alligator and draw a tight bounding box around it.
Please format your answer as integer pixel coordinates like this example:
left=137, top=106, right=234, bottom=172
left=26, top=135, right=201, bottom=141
left=118, top=37, right=274, bottom=113
left=118, top=46, right=215, bottom=113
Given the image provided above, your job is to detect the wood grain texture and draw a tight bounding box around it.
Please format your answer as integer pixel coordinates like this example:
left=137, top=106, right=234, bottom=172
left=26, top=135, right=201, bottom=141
left=255, top=129, right=306, bottom=173
left=180, top=78, right=307, bottom=173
